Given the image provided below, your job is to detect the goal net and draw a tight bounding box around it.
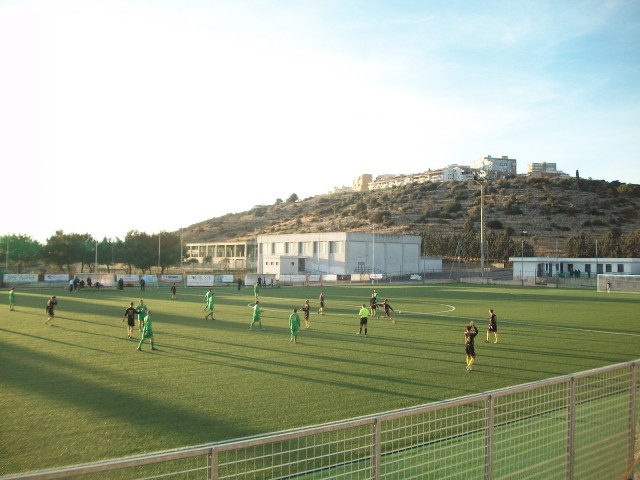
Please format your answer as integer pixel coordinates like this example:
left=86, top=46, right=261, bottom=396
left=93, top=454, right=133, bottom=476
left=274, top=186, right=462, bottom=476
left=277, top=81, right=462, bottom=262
left=597, top=274, right=640, bottom=293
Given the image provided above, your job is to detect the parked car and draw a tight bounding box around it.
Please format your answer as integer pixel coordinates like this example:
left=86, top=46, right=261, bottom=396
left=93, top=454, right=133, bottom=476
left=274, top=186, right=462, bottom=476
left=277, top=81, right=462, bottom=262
left=410, top=274, right=422, bottom=280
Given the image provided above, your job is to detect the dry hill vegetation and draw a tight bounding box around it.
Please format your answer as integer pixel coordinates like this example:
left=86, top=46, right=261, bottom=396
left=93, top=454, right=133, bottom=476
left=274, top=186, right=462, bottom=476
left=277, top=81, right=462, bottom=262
left=183, top=177, right=640, bottom=258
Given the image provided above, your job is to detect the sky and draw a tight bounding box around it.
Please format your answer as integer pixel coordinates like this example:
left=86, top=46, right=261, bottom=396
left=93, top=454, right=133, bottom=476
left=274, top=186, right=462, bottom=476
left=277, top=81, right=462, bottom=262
left=1, top=0, right=639, bottom=243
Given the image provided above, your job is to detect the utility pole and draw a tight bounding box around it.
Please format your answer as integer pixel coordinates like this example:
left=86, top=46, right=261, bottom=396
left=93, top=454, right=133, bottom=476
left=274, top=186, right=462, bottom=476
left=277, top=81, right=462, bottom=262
left=521, top=230, right=528, bottom=286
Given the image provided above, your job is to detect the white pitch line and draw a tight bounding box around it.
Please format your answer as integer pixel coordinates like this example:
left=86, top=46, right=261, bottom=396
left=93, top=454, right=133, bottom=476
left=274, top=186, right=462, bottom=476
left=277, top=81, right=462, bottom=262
left=420, top=311, right=640, bottom=338
left=502, top=321, right=640, bottom=338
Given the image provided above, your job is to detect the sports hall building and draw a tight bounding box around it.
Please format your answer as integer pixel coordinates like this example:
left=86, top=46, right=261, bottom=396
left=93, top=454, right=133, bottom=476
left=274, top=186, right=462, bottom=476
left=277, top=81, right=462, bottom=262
left=257, top=232, right=441, bottom=277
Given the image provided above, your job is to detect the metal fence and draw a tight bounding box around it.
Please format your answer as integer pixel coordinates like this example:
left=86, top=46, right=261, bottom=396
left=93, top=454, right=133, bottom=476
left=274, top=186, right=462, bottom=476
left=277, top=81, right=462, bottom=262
left=4, top=361, right=638, bottom=480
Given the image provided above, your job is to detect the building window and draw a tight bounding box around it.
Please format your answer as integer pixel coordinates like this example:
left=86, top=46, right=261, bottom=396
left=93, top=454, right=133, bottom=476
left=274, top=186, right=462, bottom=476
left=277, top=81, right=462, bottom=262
left=298, top=242, right=303, bottom=255
left=617, top=264, right=624, bottom=273
left=605, top=264, right=612, bottom=273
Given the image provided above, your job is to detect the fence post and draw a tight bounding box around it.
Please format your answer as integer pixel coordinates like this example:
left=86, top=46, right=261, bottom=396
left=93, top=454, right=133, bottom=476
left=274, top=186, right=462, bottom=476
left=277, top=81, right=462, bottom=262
left=208, top=448, right=217, bottom=480
left=484, top=395, right=494, bottom=480
left=628, top=362, right=638, bottom=477
left=567, top=377, right=576, bottom=480
left=372, top=417, right=381, bottom=480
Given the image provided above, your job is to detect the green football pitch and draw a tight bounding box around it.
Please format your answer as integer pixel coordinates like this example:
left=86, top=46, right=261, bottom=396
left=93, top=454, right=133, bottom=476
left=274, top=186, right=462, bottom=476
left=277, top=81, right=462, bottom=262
left=1, top=282, right=638, bottom=475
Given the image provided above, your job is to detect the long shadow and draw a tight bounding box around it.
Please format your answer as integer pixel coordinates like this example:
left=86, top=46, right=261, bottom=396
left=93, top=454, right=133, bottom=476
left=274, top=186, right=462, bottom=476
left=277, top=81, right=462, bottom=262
left=0, top=341, right=251, bottom=450
left=0, top=327, right=114, bottom=355
left=152, top=341, right=474, bottom=401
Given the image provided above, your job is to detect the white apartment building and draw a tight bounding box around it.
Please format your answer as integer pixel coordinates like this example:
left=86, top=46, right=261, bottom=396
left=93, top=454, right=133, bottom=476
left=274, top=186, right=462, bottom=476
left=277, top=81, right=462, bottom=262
left=471, top=155, right=517, bottom=175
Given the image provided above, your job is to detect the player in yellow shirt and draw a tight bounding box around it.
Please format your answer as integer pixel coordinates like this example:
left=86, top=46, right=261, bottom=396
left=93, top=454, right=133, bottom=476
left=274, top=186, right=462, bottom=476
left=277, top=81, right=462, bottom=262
left=357, top=304, right=370, bottom=336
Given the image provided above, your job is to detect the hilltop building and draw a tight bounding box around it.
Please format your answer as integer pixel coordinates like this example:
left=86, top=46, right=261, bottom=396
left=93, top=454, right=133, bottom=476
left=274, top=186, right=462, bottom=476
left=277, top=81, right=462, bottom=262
left=527, top=162, right=567, bottom=179
left=353, top=174, right=373, bottom=192
left=351, top=156, right=523, bottom=193
left=361, top=165, right=478, bottom=192
left=471, top=155, right=517, bottom=175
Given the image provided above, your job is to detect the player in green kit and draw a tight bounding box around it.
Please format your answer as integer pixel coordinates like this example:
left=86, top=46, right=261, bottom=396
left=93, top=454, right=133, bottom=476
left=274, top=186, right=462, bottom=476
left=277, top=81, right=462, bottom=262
left=136, top=299, right=148, bottom=332
left=137, top=310, right=157, bottom=351
left=249, top=301, right=263, bottom=330
left=289, top=308, right=301, bottom=343
left=254, top=281, right=260, bottom=300
left=204, top=289, right=212, bottom=311
left=8, top=287, right=16, bottom=311
left=204, top=291, right=216, bottom=320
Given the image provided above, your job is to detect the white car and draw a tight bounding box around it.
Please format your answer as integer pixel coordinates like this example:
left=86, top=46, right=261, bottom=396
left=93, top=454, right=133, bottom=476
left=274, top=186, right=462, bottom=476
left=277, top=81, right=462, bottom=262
left=409, top=274, right=422, bottom=280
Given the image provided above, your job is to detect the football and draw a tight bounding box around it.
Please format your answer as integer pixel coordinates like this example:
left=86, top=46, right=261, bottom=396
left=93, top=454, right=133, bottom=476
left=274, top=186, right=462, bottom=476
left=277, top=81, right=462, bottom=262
left=398, top=310, right=402, bottom=314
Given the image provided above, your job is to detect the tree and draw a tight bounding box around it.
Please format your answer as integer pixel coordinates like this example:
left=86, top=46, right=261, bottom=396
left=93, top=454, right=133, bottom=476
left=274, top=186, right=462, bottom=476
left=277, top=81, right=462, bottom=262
left=80, top=238, right=98, bottom=273
left=622, top=229, right=640, bottom=257
left=0, top=235, right=42, bottom=273
left=421, top=230, right=446, bottom=256
left=122, top=231, right=157, bottom=274
left=564, top=233, right=596, bottom=257
left=486, top=231, right=517, bottom=263
left=157, top=232, right=182, bottom=274
left=97, top=237, right=121, bottom=273
left=286, top=193, right=298, bottom=203
left=42, top=231, right=93, bottom=273
left=599, top=229, right=623, bottom=257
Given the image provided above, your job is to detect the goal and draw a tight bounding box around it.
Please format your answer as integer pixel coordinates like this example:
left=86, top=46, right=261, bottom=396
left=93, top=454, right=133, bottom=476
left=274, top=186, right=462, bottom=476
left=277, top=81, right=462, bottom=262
left=597, top=274, right=640, bottom=293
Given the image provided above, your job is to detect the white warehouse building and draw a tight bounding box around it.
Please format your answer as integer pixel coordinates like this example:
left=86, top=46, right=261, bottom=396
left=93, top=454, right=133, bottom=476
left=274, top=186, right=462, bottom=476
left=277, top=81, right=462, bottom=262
left=257, top=232, right=441, bottom=277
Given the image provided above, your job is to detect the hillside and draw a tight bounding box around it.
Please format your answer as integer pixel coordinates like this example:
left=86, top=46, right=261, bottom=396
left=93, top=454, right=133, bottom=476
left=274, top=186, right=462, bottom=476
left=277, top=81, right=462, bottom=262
left=181, top=176, right=640, bottom=257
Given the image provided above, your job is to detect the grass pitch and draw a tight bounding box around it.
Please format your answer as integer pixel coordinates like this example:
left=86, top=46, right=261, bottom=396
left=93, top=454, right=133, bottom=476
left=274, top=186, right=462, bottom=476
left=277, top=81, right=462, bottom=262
left=1, top=282, right=638, bottom=475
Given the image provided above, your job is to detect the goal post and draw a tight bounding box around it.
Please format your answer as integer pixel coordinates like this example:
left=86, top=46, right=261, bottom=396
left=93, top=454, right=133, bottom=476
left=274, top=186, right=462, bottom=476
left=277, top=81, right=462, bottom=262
left=597, top=274, right=640, bottom=293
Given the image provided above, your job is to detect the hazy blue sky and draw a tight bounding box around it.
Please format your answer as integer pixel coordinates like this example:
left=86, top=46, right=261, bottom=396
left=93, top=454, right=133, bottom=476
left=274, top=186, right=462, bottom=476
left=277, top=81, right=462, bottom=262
left=1, top=0, right=639, bottom=242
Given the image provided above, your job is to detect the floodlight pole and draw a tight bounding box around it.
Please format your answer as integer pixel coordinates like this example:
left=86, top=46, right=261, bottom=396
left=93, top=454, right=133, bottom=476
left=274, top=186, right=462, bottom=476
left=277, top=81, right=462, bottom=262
left=86, top=235, right=98, bottom=274
left=480, top=182, right=484, bottom=280
left=371, top=223, right=376, bottom=284
left=521, top=230, right=528, bottom=286
left=180, top=229, right=184, bottom=275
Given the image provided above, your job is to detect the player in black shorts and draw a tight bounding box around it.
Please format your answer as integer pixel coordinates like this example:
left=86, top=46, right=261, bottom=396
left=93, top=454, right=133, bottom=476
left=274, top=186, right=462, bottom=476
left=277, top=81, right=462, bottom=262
left=486, top=308, right=499, bottom=343
left=376, top=299, right=395, bottom=324
left=302, top=300, right=311, bottom=329
left=465, top=321, right=478, bottom=372
left=123, top=302, right=137, bottom=339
